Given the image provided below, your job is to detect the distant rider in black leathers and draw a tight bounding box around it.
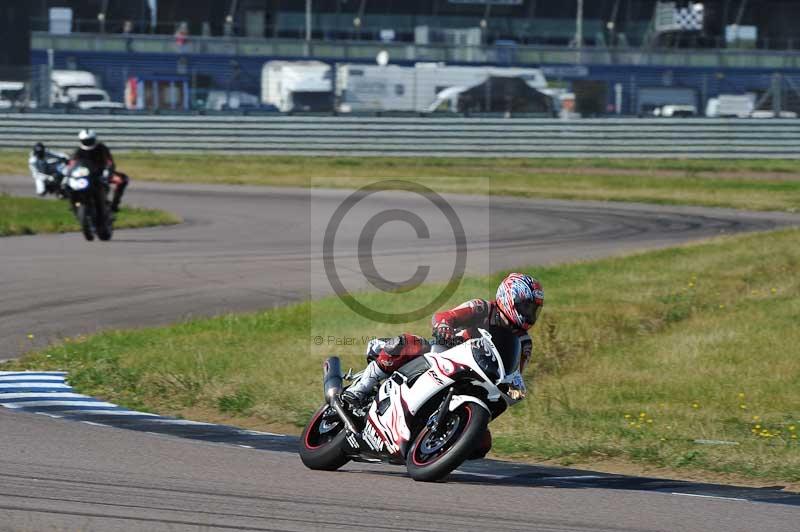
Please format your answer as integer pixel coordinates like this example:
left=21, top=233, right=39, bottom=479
left=66, top=129, right=130, bottom=212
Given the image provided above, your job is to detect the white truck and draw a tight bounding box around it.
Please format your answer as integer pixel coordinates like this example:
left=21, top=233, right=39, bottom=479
left=261, top=61, right=333, bottom=112
left=50, top=70, right=123, bottom=109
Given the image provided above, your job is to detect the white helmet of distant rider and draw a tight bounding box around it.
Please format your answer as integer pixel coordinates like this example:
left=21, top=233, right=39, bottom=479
left=78, top=129, right=97, bottom=150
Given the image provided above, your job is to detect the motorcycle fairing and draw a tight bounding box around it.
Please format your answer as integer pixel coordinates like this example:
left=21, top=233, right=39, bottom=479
left=365, top=339, right=489, bottom=457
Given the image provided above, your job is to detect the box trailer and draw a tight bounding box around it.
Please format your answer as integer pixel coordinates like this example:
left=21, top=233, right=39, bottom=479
left=261, top=61, right=333, bottom=112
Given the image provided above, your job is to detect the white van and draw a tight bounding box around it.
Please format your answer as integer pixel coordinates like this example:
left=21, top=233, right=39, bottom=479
left=51, top=70, right=98, bottom=105
left=65, top=87, right=124, bottom=110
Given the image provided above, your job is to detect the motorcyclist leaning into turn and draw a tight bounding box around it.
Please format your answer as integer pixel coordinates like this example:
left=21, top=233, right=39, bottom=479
left=67, top=129, right=130, bottom=212
left=344, top=272, right=544, bottom=404
left=28, top=142, right=69, bottom=196
left=342, top=273, right=544, bottom=456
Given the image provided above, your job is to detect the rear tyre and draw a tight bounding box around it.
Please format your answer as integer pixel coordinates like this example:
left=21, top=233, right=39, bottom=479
left=406, top=403, right=490, bottom=482
left=76, top=204, right=94, bottom=241
left=299, top=404, right=350, bottom=471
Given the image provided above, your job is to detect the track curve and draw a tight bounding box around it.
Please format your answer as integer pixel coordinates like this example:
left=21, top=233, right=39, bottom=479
left=2, top=174, right=800, bottom=531
left=2, top=174, right=798, bottom=360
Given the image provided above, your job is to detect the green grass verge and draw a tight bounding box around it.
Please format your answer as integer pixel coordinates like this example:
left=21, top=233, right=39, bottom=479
left=0, top=194, right=180, bottom=236
left=2, top=151, right=800, bottom=212
left=5, top=228, right=800, bottom=485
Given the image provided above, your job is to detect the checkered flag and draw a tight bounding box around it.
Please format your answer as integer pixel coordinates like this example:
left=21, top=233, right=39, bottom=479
left=655, top=2, right=704, bottom=32
left=676, top=3, right=704, bottom=31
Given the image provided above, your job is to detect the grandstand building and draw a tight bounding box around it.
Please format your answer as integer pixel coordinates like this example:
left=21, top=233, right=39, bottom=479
left=6, top=1, right=800, bottom=116
left=17, top=1, right=800, bottom=49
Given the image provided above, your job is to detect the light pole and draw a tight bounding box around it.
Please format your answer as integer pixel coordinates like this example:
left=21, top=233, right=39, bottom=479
left=575, top=0, right=583, bottom=63
left=305, top=0, right=311, bottom=42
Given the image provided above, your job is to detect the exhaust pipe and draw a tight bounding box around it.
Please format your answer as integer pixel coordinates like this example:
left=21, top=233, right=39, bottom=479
left=323, top=357, right=343, bottom=401
left=322, top=357, right=359, bottom=436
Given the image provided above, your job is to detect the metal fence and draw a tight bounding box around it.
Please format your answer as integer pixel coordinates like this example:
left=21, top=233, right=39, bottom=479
left=2, top=114, right=800, bottom=158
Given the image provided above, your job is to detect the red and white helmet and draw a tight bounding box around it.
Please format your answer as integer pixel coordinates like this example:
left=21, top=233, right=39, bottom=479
left=495, top=273, right=544, bottom=330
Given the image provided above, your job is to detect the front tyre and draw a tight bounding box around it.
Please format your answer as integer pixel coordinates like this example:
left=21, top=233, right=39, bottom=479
left=95, top=196, right=113, bottom=241
left=299, top=404, right=350, bottom=471
left=76, top=204, right=94, bottom=241
left=406, top=402, right=490, bottom=482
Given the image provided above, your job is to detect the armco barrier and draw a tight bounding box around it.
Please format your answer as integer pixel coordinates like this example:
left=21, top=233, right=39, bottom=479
left=2, top=114, right=800, bottom=158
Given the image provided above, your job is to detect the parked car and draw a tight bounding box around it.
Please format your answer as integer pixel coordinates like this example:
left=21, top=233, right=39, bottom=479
left=205, top=90, right=273, bottom=111
left=749, top=110, right=798, bottom=119
left=653, top=104, right=698, bottom=117
left=65, top=87, right=124, bottom=110
left=0, top=81, right=36, bottom=110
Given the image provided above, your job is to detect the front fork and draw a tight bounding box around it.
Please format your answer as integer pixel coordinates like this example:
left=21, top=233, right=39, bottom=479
left=427, top=387, right=455, bottom=435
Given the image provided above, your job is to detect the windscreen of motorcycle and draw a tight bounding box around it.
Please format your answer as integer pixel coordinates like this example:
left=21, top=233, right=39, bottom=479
left=473, top=327, right=521, bottom=381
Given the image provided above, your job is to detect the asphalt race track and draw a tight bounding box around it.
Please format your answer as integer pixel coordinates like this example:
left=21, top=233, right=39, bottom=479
left=2, top=174, right=800, bottom=531
left=3, top=174, right=799, bottom=360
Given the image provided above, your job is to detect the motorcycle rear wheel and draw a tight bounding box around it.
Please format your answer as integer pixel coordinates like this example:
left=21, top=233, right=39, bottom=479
left=299, top=404, right=350, bottom=471
left=406, top=403, right=489, bottom=482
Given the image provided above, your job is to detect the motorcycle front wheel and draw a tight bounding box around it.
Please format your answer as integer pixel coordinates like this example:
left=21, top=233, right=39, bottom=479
left=95, top=194, right=113, bottom=242
left=75, top=203, right=94, bottom=241
left=299, top=404, right=350, bottom=471
left=406, top=402, right=490, bottom=482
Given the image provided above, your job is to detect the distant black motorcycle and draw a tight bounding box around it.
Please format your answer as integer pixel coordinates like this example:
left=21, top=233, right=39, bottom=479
left=63, top=164, right=113, bottom=242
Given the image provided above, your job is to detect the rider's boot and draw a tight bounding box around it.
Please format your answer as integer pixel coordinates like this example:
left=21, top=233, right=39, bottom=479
left=342, top=360, right=388, bottom=406
left=110, top=172, right=129, bottom=213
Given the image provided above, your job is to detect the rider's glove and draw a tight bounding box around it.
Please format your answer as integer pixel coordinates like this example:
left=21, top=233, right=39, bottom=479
left=432, top=321, right=454, bottom=344
left=507, top=372, right=527, bottom=400
left=101, top=168, right=111, bottom=185
left=365, top=338, right=387, bottom=362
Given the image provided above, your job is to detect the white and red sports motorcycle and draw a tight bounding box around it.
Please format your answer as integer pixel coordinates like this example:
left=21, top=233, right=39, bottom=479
left=299, top=326, right=525, bottom=482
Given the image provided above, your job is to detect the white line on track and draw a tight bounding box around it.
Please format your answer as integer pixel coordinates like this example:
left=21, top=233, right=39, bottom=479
left=0, top=375, right=65, bottom=382
left=236, top=429, right=287, bottom=436
left=0, top=383, right=70, bottom=389
left=81, top=421, right=110, bottom=428
left=454, top=471, right=508, bottom=480
left=671, top=493, right=749, bottom=502
left=0, top=372, right=66, bottom=376
left=546, top=475, right=608, bottom=480
left=59, top=409, right=158, bottom=416
left=0, top=392, right=91, bottom=400
left=1, top=400, right=117, bottom=408
left=147, top=419, right=215, bottom=426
